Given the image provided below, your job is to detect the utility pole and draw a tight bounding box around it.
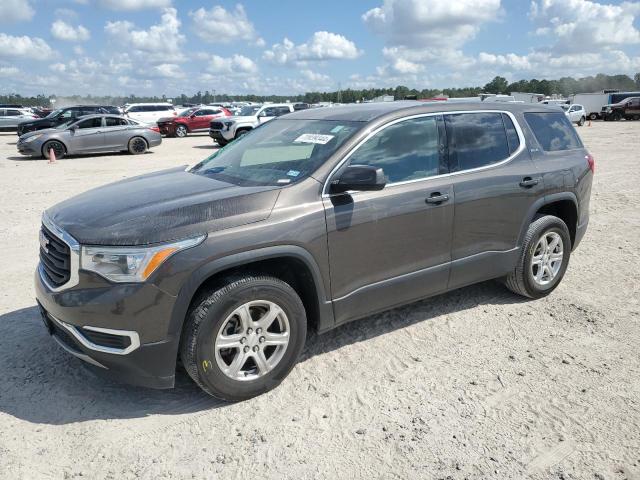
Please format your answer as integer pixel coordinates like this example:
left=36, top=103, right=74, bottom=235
left=213, top=89, right=216, bottom=103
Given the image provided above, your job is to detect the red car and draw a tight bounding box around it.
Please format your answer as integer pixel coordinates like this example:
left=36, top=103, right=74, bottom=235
left=158, top=106, right=231, bottom=137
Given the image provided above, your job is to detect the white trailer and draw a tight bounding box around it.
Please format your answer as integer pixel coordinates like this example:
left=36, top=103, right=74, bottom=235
left=510, top=92, right=545, bottom=103
left=570, top=92, right=611, bottom=120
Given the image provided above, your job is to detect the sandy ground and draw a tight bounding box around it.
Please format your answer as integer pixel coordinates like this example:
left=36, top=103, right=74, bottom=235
left=0, top=123, right=638, bottom=480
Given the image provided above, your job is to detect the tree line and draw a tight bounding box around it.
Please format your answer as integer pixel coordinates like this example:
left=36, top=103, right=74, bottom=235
left=2, top=73, right=639, bottom=107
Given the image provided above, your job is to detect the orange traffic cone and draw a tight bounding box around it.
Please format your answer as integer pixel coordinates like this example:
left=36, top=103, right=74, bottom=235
left=588, top=118, right=592, bottom=127
left=48, top=147, right=56, bottom=164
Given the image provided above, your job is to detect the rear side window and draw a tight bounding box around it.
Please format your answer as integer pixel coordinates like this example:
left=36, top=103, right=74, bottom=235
left=6, top=109, right=21, bottom=116
left=445, top=112, right=510, bottom=172
left=347, top=116, right=442, bottom=183
left=524, top=112, right=582, bottom=152
left=105, top=117, right=128, bottom=126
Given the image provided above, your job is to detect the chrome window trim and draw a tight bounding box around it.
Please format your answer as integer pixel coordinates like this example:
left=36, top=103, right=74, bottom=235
left=40, top=212, right=80, bottom=292
left=322, top=110, right=526, bottom=197
left=49, top=313, right=141, bottom=355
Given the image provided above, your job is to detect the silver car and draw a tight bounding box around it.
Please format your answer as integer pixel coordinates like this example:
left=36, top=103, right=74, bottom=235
left=17, top=114, right=162, bottom=159
left=0, top=108, right=38, bottom=131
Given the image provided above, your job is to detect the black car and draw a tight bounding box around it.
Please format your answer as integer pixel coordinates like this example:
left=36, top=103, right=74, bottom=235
left=17, top=105, right=120, bottom=136
left=36, top=102, right=593, bottom=401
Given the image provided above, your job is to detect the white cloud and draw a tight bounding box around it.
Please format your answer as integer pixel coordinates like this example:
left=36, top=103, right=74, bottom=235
left=206, top=54, right=258, bottom=74
left=51, top=20, right=91, bottom=42
left=0, top=66, right=20, bottom=77
left=0, top=0, right=35, bottom=23
left=100, top=0, right=172, bottom=11
left=105, top=8, right=185, bottom=59
left=151, top=63, right=184, bottom=78
left=189, top=4, right=263, bottom=45
left=49, top=63, right=67, bottom=73
left=530, top=0, right=640, bottom=53
left=0, top=34, right=55, bottom=61
left=363, top=0, right=501, bottom=49
left=263, top=31, right=361, bottom=65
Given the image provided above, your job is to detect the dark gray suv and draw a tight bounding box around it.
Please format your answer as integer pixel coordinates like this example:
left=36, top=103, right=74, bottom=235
left=35, top=102, right=593, bottom=401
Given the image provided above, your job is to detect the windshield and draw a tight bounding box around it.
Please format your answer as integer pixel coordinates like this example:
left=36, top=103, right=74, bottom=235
left=56, top=120, right=76, bottom=129
left=178, top=107, right=198, bottom=117
left=191, top=119, right=362, bottom=186
left=238, top=106, right=260, bottom=116
left=47, top=109, right=63, bottom=118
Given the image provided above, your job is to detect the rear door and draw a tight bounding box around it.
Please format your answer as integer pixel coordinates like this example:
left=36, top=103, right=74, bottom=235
left=102, top=116, right=131, bottom=149
left=323, top=114, right=454, bottom=324
left=70, top=117, right=105, bottom=152
left=445, top=111, right=542, bottom=289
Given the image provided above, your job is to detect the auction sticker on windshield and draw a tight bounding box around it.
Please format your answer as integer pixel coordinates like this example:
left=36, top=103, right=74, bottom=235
left=294, top=133, right=334, bottom=145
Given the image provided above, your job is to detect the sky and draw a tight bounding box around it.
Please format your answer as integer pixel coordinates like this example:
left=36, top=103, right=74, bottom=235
left=0, top=0, right=639, bottom=97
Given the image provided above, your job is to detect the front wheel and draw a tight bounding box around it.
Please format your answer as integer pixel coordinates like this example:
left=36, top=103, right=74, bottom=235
left=175, top=124, right=188, bottom=138
left=577, top=116, right=585, bottom=126
left=504, top=215, right=571, bottom=299
left=180, top=275, right=307, bottom=401
left=42, top=140, right=66, bottom=160
left=215, top=137, right=228, bottom=147
left=612, top=112, right=622, bottom=121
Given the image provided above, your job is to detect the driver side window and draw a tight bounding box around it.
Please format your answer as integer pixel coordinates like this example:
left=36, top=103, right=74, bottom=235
left=77, top=117, right=103, bottom=129
left=346, top=116, right=443, bottom=184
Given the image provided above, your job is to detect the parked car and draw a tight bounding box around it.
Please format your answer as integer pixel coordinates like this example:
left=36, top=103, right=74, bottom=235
left=157, top=106, right=231, bottom=137
left=124, top=103, right=176, bottom=125
left=17, top=105, right=119, bottom=136
left=601, top=96, right=640, bottom=121
left=35, top=102, right=593, bottom=401
left=17, top=114, right=161, bottom=159
left=563, top=104, right=586, bottom=126
left=0, top=108, right=39, bottom=131
left=209, top=103, right=294, bottom=146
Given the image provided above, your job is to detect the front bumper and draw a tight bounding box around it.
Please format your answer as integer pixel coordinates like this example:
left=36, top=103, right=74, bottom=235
left=209, top=128, right=233, bottom=143
left=35, top=267, right=181, bottom=389
left=17, top=140, right=41, bottom=156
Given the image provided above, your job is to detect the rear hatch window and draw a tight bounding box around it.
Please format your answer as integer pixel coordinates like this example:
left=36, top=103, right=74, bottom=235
left=524, top=112, right=582, bottom=152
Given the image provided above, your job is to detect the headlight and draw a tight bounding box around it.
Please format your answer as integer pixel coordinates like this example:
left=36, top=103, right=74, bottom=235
left=80, top=235, right=205, bottom=282
left=23, top=134, right=42, bottom=143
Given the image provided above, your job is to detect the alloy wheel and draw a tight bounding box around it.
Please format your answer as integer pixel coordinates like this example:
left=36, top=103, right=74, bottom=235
left=214, top=300, right=290, bottom=381
left=176, top=125, right=187, bottom=137
left=131, top=138, right=147, bottom=153
left=530, top=231, right=563, bottom=286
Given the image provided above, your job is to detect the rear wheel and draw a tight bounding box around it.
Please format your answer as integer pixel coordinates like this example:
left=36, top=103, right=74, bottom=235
left=128, top=136, right=148, bottom=155
left=504, top=215, right=571, bottom=299
left=175, top=124, right=188, bottom=138
left=42, top=140, right=66, bottom=160
left=589, top=113, right=598, bottom=121
left=180, top=275, right=307, bottom=401
left=633, top=114, right=640, bottom=121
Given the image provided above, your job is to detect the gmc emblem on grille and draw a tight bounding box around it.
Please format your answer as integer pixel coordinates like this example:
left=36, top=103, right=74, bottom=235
left=39, top=230, right=49, bottom=253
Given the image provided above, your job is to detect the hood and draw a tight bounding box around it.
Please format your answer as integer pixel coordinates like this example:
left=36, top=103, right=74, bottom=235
left=226, top=115, right=258, bottom=124
left=20, top=117, right=56, bottom=128
left=19, top=128, right=59, bottom=140
left=46, top=167, right=281, bottom=246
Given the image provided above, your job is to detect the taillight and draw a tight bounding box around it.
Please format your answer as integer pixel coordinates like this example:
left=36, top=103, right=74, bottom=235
left=149, top=126, right=160, bottom=133
left=173, top=111, right=177, bottom=116
left=586, top=153, right=595, bottom=173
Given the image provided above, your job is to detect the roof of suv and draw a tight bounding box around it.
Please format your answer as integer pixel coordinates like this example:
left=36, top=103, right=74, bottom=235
left=285, top=100, right=561, bottom=122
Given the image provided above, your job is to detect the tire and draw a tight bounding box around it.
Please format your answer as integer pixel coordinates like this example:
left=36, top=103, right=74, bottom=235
left=577, top=116, right=585, bottom=126
left=215, top=138, right=228, bottom=147
left=589, top=113, right=598, bottom=121
left=175, top=124, right=188, bottom=138
left=180, top=275, right=307, bottom=401
left=128, top=136, right=148, bottom=155
left=612, top=112, right=622, bottom=121
left=633, top=115, right=640, bottom=121
left=504, top=215, right=571, bottom=299
left=235, top=129, right=250, bottom=139
left=42, top=140, right=66, bottom=160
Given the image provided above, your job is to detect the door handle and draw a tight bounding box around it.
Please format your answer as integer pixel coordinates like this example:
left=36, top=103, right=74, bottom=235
left=519, top=177, right=539, bottom=188
left=425, top=193, right=450, bottom=204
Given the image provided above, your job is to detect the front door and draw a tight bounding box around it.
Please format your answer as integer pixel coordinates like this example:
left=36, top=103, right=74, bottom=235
left=323, top=114, right=454, bottom=324
left=70, top=117, right=105, bottom=152
left=191, top=108, right=217, bottom=131
left=445, top=111, right=542, bottom=289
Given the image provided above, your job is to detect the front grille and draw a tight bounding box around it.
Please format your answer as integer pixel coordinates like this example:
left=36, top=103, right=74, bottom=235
left=210, top=121, right=224, bottom=130
left=40, top=225, right=71, bottom=288
left=81, top=328, right=132, bottom=349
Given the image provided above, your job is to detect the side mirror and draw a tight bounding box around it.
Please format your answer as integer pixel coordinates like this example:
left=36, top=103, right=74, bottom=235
left=69, top=125, right=78, bottom=133
left=329, top=165, right=386, bottom=194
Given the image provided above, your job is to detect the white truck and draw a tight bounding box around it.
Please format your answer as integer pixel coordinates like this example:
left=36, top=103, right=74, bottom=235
left=570, top=92, right=614, bottom=121
left=208, top=103, right=294, bottom=146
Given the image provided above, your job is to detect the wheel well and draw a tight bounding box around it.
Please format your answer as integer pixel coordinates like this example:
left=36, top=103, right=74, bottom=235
left=235, top=127, right=252, bottom=137
left=536, top=200, right=577, bottom=247
left=186, top=257, right=320, bottom=332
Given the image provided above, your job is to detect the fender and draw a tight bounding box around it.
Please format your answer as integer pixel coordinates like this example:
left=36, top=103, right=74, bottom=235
left=167, top=245, right=334, bottom=340
left=516, top=191, right=578, bottom=248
